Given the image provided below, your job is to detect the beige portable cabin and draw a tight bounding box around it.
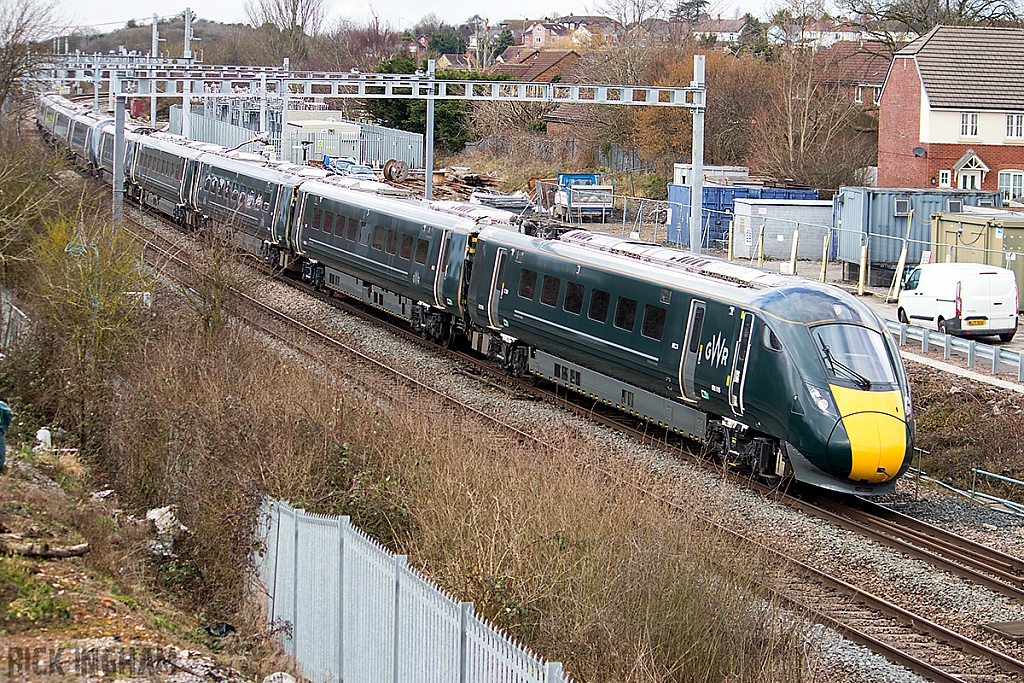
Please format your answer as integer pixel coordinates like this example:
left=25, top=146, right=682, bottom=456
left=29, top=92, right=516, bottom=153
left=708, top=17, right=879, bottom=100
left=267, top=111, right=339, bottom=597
left=931, top=207, right=1024, bottom=297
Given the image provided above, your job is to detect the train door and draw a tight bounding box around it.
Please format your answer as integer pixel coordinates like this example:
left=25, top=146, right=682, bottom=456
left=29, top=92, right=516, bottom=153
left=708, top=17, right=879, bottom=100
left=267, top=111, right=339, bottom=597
left=433, top=231, right=452, bottom=308
left=728, top=311, right=754, bottom=416
left=486, top=247, right=509, bottom=329
left=678, top=299, right=706, bottom=401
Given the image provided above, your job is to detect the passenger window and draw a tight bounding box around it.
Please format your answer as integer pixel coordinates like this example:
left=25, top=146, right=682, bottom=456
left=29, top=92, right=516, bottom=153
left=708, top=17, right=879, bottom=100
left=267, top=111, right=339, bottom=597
left=589, top=289, right=610, bottom=323
left=400, top=234, right=414, bottom=260
left=614, top=297, right=638, bottom=331
left=312, top=208, right=322, bottom=230
left=346, top=217, right=358, bottom=241
left=323, top=212, right=335, bottom=234
left=762, top=325, right=783, bottom=352
left=371, top=226, right=385, bottom=250
left=689, top=307, right=705, bottom=353
left=385, top=230, right=398, bottom=255
left=564, top=282, right=584, bottom=315
left=540, top=276, right=560, bottom=307
left=519, top=269, right=538, bottom=300
left=641, top=304, right=666, bottom=341
left=414, top=239, right=429, bottom=264
left=904, top=269, right=920, bottom=291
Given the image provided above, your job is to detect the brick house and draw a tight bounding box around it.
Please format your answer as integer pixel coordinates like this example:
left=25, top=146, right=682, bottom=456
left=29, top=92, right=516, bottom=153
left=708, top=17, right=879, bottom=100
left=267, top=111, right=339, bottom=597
left=878, top=25, right=1024, bottom=200
left=816, top=40, right=892, bottom=107
left=489, top=49, right=579, bottom=82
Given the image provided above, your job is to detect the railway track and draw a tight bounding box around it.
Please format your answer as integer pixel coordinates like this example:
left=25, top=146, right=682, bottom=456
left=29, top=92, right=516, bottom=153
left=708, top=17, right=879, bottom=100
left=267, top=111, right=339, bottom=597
left=127, top=208, right=1024, bottom=683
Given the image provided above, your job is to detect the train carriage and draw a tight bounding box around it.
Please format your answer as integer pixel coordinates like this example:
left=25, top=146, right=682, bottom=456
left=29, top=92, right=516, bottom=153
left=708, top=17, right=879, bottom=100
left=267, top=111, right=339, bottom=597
left=295, top=182, right=483, bottom=341
left=189, top=155, right=298, bottom=263
left=129, top=135, right=204, bottom=223
left=469, top=229, right=913, bottom=494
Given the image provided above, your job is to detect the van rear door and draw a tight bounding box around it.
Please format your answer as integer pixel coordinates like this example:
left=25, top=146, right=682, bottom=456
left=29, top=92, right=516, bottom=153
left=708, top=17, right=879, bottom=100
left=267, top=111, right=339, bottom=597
left=988, top=271, right=1018, bottom=330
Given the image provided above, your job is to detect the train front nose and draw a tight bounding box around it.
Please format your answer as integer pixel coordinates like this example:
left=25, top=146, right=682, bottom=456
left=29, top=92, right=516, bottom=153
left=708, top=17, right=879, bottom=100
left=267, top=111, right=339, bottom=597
left=826, top=387, right=910, bottom=484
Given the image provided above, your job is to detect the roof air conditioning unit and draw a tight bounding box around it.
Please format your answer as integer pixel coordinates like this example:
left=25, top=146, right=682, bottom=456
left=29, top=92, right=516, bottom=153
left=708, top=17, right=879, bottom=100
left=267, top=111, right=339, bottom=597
left=947, top=199, right=963, bottom=213
left=894, top=198, right=910, bottom=216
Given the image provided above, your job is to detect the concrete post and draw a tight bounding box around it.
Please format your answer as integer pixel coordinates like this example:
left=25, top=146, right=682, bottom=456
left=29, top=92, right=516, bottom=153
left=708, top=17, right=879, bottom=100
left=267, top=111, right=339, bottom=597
left=424, top=59, right=436, bottom=200
left=689, top=55, right=705, bottom=254
left=151, top=14, right=159, bottom=123
left=112, top=94, right=126, bottom=226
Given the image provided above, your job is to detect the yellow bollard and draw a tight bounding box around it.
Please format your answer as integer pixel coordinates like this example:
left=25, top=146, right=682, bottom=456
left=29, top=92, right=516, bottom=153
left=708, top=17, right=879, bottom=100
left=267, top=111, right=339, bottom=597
left=727, top=227, right=733, bottom=261
left=788, top=229, right=799, bottom=275
left=858, top=245, right=868, bottom=296
left=819, top=233, right=830, bottom=282
left=756, top=230, right=765, bottom=268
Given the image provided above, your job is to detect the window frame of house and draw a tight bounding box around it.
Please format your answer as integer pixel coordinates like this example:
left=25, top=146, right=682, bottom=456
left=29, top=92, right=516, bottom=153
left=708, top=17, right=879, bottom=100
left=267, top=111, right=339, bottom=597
left=872, top=86, right=882, bottom=105
left=1007, top=113, right=1024, bottom=140
left=998, top=170, right=1024, bottom=201
left=854, top=86, right=863, bottom=104
left=938, top=170, right=952, bottom=188
left=960, top=112, right=979, bottom=138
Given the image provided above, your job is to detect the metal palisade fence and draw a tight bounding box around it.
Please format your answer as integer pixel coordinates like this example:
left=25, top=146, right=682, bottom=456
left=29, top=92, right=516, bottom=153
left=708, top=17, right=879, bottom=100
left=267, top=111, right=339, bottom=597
left=255, top=498, right=571, bottom=683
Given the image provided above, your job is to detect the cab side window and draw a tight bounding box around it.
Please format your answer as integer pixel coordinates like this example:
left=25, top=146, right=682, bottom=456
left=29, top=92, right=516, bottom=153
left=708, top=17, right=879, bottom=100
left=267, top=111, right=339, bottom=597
left=904, top=269, right=921, bottom=291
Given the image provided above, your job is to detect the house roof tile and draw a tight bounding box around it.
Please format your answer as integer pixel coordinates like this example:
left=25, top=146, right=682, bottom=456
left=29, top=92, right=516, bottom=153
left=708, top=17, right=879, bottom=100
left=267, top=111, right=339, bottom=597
left=894, top=25, right=1024, bottom=109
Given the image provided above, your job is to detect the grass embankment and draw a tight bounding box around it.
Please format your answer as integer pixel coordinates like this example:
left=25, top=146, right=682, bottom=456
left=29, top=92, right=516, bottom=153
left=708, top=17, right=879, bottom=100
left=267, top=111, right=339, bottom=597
left=1, top=115, right=822, bottom=680
left=908, top=363, right=1024, bottom=500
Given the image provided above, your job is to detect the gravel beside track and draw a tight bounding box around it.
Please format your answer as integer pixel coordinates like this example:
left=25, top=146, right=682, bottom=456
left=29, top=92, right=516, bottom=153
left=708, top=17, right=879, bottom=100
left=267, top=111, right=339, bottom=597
left=131, top=206, right=1024, bottom=683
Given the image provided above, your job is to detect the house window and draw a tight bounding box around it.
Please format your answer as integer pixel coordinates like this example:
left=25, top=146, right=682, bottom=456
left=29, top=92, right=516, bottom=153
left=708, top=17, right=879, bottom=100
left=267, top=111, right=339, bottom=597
left=1008, top=114, right=1024, bottom=139
left=854, top=86, right=863, bottom=104
left=938, top=170, right=951, bottom=187
left=961, top=112, right=979, bottom=137
left=999, top=170, right=1024, bottom=201
left=872, top=87, right=882, bottom=105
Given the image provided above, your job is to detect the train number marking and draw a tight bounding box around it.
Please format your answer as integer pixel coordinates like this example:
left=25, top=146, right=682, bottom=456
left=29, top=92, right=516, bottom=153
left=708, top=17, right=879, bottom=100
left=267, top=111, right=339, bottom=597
left=710, top=384, right=721, bottom=393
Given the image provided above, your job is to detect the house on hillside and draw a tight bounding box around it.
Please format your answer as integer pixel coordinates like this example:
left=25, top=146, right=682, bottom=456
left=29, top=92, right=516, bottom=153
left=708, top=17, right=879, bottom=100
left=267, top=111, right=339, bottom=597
left=528, top=22, right=569, bottom=47
left=489, top=49, right=579, bottom=82
left=878, top=25, right=1024, bottom=200
left=405, top=35, right=430, bottom=59
left=817, top=41, right=892, bottom=106
left=692, top=16, right=746, bottom=45
left=437, top=53, right=475, bottom=70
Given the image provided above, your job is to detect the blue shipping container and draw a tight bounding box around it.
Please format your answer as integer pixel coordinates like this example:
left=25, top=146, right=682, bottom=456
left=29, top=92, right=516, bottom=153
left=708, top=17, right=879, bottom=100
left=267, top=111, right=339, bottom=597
left=666, top=184, right=819, bottom=247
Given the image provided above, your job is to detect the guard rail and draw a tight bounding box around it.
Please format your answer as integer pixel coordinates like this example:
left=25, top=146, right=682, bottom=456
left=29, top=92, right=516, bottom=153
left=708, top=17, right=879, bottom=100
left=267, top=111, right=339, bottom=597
left=884, top=320, right=1024, bottom=383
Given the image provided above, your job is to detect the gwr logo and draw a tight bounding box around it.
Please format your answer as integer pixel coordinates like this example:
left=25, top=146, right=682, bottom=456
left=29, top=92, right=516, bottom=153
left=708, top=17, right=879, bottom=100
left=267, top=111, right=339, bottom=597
left=703, top=331, right=730, bottom=368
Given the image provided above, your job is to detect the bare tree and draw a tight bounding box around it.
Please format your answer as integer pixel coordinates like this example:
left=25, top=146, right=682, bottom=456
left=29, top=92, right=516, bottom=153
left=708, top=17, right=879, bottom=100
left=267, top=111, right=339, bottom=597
left=843, top=0, right=1023, bottom=51
left=747, top=47, right=876, bottom=188
left=596, top=0, right=670, bottom=28
left=244, top=0, right=327, bottom=61
left=0, top=0, right=61, bottom=110
left=312, top=13, right=400, bottom=72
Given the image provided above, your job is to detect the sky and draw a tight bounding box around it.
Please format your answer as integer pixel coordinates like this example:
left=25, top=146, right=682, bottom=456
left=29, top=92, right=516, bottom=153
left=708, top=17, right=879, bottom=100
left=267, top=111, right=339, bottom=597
left=59, top=0, right=773, bottom=35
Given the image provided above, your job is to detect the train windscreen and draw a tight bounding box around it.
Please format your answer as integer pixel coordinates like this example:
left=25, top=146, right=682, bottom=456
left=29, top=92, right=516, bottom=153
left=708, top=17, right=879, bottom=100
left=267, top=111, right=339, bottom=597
left=813, top=324, right=897, bottom=389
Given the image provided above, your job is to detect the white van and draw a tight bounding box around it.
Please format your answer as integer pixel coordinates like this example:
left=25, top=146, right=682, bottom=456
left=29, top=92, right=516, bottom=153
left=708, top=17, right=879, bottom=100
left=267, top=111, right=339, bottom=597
left=898, top=263, right=1019, bottom=341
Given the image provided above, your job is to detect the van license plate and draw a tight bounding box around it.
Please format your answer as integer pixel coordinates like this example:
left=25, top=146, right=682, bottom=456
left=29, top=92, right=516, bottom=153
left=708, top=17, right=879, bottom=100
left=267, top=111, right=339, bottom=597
left=967, top=320, right=985, bottom=326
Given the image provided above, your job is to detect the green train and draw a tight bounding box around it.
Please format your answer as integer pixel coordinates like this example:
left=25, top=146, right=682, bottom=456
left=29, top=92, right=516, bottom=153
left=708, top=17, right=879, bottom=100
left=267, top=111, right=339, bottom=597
left=466, top=230, right=914, bottom=494
left=37, top=91, right=914, bottom=495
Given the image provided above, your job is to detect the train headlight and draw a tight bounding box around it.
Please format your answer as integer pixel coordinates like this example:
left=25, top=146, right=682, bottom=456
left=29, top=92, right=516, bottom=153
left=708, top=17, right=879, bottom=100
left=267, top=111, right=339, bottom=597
left=805, top=383, right=837, bottom=417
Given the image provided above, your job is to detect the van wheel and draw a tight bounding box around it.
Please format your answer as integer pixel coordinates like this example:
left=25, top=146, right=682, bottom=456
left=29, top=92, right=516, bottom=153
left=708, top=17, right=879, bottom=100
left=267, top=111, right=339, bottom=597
left=898, top=308, right=909, bottom=325
left=999, top=331, right=1016, bottom=342
left=937, top=318, right=947, bottom=335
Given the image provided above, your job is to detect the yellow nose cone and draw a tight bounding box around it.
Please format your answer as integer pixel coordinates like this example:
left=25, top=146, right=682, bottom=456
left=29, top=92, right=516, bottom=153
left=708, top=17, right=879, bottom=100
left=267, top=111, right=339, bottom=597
left=841, top=411, right=907, bottom=482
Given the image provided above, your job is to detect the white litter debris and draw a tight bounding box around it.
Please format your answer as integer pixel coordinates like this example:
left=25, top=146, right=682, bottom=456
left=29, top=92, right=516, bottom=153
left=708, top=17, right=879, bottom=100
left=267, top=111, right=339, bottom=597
left=34, top=426, right=51, bottom=452
left=262, top=673, right=296, bottom=683
left=146, top=505, right=188, bottom=537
